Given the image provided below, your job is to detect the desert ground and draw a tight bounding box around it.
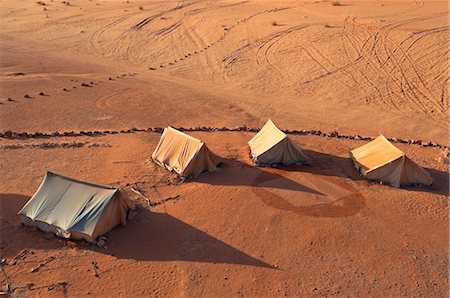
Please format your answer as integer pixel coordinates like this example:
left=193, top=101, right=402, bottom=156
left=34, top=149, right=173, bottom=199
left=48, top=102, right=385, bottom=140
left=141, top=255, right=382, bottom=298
left=0, top=0, right=448, bottom=297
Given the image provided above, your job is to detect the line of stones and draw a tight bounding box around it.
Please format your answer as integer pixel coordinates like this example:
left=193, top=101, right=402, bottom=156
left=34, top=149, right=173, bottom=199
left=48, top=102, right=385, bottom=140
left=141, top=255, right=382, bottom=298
left=0, top=126, right=446, bottom=150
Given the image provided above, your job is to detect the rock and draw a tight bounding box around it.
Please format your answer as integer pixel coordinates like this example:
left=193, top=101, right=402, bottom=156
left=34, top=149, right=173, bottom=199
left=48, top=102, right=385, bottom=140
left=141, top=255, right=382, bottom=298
left=24, top=94, right=31, bottom=99
left=330, top=131, right=339, bottom=137
left=39, top=92, right=45, bottom=96
left=97, top=239, right=106, bottom=248
left=7, top=97, right=14, bottom=102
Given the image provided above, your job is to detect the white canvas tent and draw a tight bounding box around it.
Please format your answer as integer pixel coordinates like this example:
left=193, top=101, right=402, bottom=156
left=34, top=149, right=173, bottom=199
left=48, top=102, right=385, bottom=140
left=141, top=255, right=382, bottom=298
left=18, top=171, right=135, bottom=242
left=350, top=135, right=433, bottom=187
left=248, top=119, right=310, bottom=166
left=152, top=127, right=222, bottom=178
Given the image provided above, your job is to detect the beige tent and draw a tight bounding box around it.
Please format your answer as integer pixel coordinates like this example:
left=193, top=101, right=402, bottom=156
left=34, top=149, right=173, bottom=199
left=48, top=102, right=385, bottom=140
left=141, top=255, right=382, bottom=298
left=18, top=171, right=135, bottom=242
left=350, top=135, right=433, bottom=187
left=248, top=119, right=310, bottom=166
left=152, top=127, right=221, bottom=178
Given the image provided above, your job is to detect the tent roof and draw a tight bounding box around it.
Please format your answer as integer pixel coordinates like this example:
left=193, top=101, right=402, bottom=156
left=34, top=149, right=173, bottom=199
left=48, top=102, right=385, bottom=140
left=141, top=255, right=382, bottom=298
left=350, top=135, right=404, bottom=173
left=166, top=126, right=204, bottom=145
left=248, top=119, right=287, bottom=158
left=18, top=171, right=118, bottom=238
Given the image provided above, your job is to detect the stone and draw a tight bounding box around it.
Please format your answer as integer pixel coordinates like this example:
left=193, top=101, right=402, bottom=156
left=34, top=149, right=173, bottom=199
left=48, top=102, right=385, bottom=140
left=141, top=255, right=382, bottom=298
left=96, top=239, right=106, bottom=248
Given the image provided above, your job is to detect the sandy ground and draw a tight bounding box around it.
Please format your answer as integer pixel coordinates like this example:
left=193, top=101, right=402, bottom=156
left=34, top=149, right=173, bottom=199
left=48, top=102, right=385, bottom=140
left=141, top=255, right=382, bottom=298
left=0, top=0, right=448, bottom=297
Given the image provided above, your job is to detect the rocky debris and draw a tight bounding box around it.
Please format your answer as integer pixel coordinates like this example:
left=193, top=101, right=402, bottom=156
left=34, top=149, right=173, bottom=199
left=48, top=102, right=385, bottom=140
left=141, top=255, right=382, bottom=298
left=3, top=131, right=13, bottom=138
left=24, top=94, right=32, bottom=99
left=0, top=127, right=446, bottom=150
left=0, top=141, right=86, bottom=150
left=38, top=92, right=46, bottom=96
left=7, top=72, right=25, bottom=76
left=81, top=82, right=92, bottom=87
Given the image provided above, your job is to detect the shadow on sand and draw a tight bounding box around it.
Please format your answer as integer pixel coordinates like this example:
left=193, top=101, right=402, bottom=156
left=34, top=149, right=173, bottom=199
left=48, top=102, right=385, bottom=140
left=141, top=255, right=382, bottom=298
left=196, top=159, right=324, bottom=195
left=204, top=149, right=449, bottom=196
left=195, top=154, right=366, bottom=218
left=0, top=194, right=273, bottom=269
left=105, top=209, right=274, bottom=268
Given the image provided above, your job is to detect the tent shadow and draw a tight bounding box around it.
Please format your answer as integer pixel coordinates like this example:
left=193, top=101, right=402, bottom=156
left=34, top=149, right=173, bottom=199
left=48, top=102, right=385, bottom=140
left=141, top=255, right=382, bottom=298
left=197, top=156, right=366, bottom=218
left=282, top=149, right=362, bottom=180
left=196, top=159, right=324, bottom=196
left=405, top=167, right=449, bottom=196
left=1, top=194, right=274, bottom=269
left=101, top=209, right=275, bottom=269
left=280, top=150, right=449, bottom=196
left=255, top=188, right=366, bottom=218
left=0, top=194, right=65, bottom=258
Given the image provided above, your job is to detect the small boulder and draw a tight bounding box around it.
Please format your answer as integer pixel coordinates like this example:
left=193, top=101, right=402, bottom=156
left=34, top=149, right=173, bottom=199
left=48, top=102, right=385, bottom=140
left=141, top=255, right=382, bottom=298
left=96, top=239, right=106, bottom=248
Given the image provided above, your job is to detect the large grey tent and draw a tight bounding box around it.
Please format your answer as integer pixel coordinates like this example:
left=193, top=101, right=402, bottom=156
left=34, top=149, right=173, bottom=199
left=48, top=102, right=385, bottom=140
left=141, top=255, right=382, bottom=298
left=18, top=171, right=135, bottom=242
left=350, top=135, right=433, bottom=187
left=152, top=127, right=222, bottom=178
left=248, top=119, right=310, bottom=166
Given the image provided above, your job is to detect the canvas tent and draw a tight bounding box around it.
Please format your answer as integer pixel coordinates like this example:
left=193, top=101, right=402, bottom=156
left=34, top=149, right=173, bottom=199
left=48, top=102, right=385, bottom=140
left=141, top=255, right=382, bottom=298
left=152, top=127, right=221, bottom=178
left=350, top=135, right=433, bottom=187
left=248, top=119, right=310, bottom=166
left=18, top=171, right=135, bottom=242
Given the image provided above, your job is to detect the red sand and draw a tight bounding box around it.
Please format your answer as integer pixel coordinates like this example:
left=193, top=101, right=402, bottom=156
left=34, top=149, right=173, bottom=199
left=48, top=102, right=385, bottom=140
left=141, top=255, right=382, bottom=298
left=0, top=0, right=448, bottom=296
